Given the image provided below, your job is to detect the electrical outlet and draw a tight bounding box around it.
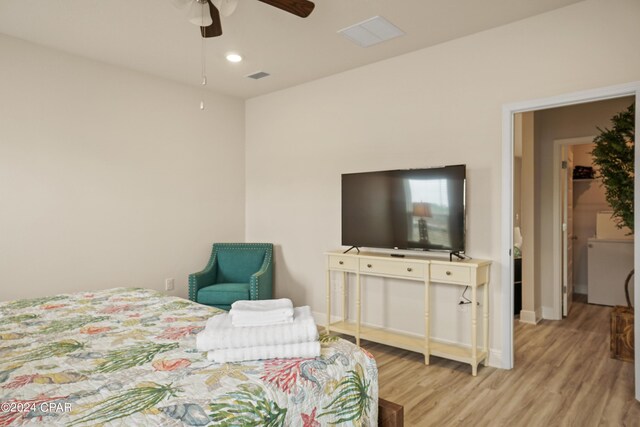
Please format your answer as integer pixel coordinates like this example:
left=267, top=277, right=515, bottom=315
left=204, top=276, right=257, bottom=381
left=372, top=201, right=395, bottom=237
left=165, top=278, right=175, bottom=291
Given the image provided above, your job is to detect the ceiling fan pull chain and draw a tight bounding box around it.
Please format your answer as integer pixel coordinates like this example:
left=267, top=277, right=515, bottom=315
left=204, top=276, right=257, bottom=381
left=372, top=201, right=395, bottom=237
left=200, top=17, right=207, bottom=110
left=201, top=37, right=207, bottom=86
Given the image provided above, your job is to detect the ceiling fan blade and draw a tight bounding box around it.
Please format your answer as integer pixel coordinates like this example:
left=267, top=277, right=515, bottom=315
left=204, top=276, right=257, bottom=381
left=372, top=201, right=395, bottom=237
left=200, top=0, right=223, bottom=37
left=257, top=0, right=315, bottom=18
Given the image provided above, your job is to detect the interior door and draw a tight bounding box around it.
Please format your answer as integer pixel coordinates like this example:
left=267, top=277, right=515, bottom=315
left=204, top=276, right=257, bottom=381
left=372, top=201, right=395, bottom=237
left=562, top=147, right=575, bottom=317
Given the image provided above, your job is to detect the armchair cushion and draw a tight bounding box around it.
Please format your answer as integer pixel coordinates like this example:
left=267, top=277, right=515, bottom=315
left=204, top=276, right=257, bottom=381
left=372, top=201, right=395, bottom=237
left=197, top=283, right=250, bottom=307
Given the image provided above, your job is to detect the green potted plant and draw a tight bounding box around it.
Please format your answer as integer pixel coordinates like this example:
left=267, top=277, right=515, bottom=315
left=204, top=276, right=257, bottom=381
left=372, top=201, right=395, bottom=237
left=591, top=103, right=635, bottom=362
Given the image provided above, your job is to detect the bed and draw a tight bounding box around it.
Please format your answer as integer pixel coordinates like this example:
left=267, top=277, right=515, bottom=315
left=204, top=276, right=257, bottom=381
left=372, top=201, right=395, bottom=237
left=0, top=288, right=378, bottom=426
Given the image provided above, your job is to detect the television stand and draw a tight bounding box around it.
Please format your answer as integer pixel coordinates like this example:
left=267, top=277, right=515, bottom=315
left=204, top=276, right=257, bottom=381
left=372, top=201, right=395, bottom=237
left=343, top=246, right=360, bottom=254
left=324, top=250, right=491, bottom=376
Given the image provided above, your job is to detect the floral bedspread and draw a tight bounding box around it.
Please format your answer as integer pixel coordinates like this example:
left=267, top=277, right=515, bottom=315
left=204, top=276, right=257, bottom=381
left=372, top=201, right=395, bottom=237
left=0, top=288, right=377, bottom=426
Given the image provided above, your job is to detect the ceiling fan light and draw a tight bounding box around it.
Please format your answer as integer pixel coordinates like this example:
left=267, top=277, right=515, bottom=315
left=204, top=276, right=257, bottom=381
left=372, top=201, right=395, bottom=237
left=187, top=1, right=213, bottom=26
left=220, top=0, right=239, bottom=17
left=226, top=53, right=243, bottom=63
left=211, top=0, right=237, bottom=17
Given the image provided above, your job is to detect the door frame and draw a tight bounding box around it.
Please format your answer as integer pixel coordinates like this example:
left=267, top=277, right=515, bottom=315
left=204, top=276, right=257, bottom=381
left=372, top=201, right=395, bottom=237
left=500, top=81, right=640, bottom=401
left=552, top=136, right=595, bottom=320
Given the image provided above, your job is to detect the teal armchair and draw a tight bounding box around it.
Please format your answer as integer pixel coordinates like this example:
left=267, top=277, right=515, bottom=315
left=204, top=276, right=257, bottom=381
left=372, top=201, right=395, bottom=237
left=189, top=243, right=273, bottom=310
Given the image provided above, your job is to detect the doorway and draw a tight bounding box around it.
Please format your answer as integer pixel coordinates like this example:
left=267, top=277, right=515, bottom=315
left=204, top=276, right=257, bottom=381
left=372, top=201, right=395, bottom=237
left=554, top=137, right=596, bottom=319
left=501, top=82, right=640, bottom=401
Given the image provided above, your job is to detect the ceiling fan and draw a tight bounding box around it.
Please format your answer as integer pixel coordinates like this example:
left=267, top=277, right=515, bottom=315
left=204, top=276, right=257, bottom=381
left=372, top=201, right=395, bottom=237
left=171, top=0, right=316, bottom=38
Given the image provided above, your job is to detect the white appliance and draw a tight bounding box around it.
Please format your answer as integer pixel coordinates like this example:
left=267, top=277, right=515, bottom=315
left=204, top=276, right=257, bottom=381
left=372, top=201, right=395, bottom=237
left=587, top=238, right=634, bottom=306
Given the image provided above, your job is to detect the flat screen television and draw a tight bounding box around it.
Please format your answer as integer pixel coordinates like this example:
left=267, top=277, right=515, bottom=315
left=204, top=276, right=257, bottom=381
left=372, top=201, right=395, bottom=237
left=342, top=165, right=466, bottom=254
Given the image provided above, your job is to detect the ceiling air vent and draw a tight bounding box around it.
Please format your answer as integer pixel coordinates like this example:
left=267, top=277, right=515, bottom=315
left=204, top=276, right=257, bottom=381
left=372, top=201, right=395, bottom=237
left=246, top=71, right=271, bottom=80
left=338, top=16, right=405, bottom=48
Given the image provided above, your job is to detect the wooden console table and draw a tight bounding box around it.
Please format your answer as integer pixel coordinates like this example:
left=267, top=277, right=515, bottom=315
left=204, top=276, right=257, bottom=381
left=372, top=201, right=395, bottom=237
left=325, top=251, right=491, bottom=376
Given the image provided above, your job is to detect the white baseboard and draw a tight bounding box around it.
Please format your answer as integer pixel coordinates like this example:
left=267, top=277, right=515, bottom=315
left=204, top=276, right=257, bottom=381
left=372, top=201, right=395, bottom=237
left=519, top=309, right=540, bottom=324
left=312, top=310, right=344, bottom=327
left=313, top=311, right=502, bottom=368
left=574, top=284, right=587, bottom=295
left=430, top=336, right=502, bottom=369
left=488, top=349, right=503, bottom=368
left=542, top=306, right=560, bottom=320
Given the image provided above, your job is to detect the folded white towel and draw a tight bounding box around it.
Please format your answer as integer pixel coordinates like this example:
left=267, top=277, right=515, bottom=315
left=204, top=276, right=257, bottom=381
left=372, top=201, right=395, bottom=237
left=231, top=298, right=293, bottom=312
left=230, top=310, right=294, bottom=327
left=230, top=298, right=294, bottom=327
left=207, top=341, right=321, bottom=363
left=196, top=306, right=318, bottom=351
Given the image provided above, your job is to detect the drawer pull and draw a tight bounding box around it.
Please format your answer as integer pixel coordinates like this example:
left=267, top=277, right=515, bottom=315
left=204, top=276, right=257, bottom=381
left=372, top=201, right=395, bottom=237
left=339, top=261, right=344, bottom=265
left=407, top=267, right=413, bottom=272
left=367, top=264, right=372, bottom=268
left=446, top=271, right=452, bottom=276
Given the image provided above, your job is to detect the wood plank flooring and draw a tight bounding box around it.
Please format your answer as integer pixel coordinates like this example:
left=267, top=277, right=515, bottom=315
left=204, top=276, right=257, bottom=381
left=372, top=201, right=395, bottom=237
left=356, top=297, right=640, bottom=426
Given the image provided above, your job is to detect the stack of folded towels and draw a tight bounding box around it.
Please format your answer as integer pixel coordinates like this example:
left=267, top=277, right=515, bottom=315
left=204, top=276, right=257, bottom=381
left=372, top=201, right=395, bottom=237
left=196, top=298, right=320, bottom=363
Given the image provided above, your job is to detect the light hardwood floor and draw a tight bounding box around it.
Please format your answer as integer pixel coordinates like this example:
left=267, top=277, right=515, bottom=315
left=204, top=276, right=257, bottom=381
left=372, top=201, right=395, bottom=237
left=358, top=297, right=640, bottom=426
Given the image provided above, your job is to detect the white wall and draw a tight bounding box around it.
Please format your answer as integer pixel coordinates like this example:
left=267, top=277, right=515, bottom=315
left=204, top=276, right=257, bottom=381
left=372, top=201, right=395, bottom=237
left=518, top=112, right=538, bottom=323
left=0, top=35, right=246, bottom=301
left=534, top=96, right=634, bottom=314
left=245, top=0, right=640, bottom=363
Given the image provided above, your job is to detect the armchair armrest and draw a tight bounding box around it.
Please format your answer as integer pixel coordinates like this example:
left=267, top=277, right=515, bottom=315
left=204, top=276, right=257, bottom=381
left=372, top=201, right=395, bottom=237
left=188, top=255, right=218, bottom=301
left=250, top=256, right=273, bottom=300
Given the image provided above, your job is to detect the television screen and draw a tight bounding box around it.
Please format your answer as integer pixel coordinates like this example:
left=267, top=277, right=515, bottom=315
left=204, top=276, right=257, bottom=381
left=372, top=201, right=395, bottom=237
left=342, top=165, right=466, bottom=253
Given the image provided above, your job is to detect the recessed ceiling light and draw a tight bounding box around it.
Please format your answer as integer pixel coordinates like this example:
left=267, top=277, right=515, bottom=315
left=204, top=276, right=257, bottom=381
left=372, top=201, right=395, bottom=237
left=226, top=53, right=243, bottom=63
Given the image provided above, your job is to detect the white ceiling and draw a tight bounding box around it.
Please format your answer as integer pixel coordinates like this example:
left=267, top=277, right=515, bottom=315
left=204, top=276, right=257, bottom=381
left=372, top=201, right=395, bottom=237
left=0, top=0, right=584, bottom=99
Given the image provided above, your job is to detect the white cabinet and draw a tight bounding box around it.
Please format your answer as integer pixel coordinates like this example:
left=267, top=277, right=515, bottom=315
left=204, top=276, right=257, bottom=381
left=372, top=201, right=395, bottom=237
left=325, top=251, right=491, bottom=376
left=587, top=238, right=634, bottom=306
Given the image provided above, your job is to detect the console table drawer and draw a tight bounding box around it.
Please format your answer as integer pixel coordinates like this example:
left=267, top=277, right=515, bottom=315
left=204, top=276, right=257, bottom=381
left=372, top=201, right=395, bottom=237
left=431, top=264, right=470, bottom=283
left=329, top=256, right=357, bottom=270
left=359, top=259, right=424, bottom=279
